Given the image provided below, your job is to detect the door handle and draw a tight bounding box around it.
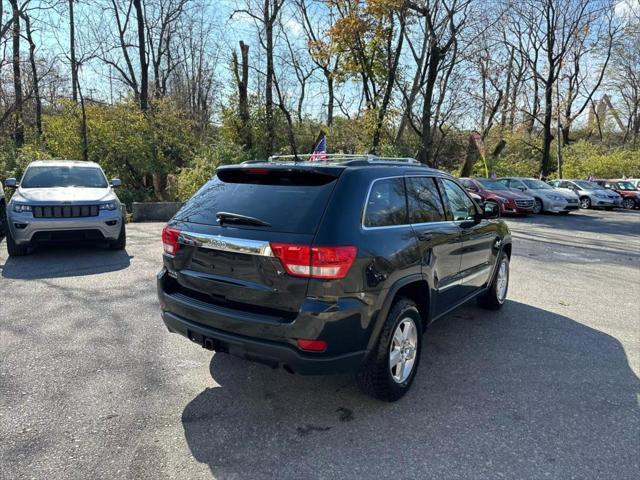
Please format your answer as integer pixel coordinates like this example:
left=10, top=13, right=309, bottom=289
left=417, top=232, right=433, bottom=241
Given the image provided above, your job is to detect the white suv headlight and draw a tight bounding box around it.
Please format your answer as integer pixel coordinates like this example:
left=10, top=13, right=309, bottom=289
left=100, top=202, right=118, bottom=211
left=13, top=203, right=32, bottom=213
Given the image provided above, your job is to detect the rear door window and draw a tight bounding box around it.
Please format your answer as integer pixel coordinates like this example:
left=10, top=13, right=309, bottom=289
left=364, top=177, right=407, bottom=228
left=406, top=177, right=445, bottom=223
left=175, top=170, right=338, bottom=234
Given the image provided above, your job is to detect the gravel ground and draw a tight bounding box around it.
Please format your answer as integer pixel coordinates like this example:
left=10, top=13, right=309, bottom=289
left=1, top=208, right=639, bottom=480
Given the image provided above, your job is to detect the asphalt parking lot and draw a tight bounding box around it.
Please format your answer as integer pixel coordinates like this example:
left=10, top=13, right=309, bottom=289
left=1, top=209, right=639, bottom=480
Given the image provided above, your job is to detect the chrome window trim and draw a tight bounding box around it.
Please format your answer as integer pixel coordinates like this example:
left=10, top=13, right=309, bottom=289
left=361, top=174, right=457, bottom=231
left=177, top=231, right=274, bottom=256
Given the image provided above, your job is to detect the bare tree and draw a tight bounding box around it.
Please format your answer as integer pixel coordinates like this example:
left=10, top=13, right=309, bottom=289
left=232, top=40, right=252, bottom=149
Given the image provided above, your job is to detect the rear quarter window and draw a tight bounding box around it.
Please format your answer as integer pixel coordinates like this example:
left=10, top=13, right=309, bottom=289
left=364, top=177, right=407, bottom=228
left=175, top=173, right=337, bottom=234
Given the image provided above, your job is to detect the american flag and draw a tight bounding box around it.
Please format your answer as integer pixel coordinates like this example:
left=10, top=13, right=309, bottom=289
left=309, top=135, right=327, bottom=161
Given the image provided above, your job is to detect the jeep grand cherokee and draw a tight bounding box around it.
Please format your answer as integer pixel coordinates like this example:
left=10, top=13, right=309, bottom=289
left=157, top=156, right=512, bottom=401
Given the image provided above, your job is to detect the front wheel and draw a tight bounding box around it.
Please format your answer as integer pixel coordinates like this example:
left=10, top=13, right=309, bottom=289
left=109, top=220, right=127, bottom=250
left=477, top=253, right=509, bottom=310
left=579, top=196, right=591, bottom=209
left=357, top=298, right=422, bottom=402
left=532, top=198, right=543, bottom=214
left=622, top=198, right=635, bottom=210
left=6, top=227, right=28, bottom=257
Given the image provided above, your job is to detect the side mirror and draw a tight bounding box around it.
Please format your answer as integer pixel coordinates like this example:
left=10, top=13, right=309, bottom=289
left=517, top=186, right=526, bottom=191
left=5, top=178, right=17, bottom=189
left=483, top=202, right=500, bottom=219
left=111, top=178, right=121, bottom=188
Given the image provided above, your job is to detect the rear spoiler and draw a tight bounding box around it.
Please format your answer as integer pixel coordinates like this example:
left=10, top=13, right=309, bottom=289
left=216, top=164, right=343, bottom=186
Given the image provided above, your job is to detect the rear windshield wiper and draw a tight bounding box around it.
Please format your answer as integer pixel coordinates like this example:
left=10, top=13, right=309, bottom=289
left=216, top=211, right=272, bottom=227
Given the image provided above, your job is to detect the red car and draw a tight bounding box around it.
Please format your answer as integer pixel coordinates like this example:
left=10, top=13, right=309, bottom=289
left=460, top=177, right=535, bottom=214
left=593, top=179, right=640, bottom=210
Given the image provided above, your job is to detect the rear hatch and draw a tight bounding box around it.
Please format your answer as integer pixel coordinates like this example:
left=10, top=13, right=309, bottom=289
left=164, top=164, right=343, bottom=319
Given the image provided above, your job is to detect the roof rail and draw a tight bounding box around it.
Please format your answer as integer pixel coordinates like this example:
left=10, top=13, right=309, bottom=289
left=263, top=153, right=419, bottom=164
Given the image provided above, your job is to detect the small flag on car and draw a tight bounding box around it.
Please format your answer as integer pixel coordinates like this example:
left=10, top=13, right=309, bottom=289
left=310, top=134, right=327, bottom=161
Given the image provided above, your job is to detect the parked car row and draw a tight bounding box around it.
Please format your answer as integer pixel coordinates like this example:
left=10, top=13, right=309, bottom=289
left=458, top=176, right=640, bottom=214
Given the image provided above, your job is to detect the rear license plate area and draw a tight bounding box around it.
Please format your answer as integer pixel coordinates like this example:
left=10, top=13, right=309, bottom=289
left=187, top=330, right=228, bottom=352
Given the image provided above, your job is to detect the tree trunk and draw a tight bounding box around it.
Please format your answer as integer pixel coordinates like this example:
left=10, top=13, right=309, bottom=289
left=233, top=41, right=252, bottom=150
left=77, top=80, right=89, bottom=162
left=9, top=0, right=23, bottom=148
left=326, top=74, right=334, bottom=126
left=418, top=43, right=441, bottom=167
left=370, top=11, right=405, bottom=154
left=264, top=1, right=275, bottom=155
left=133, top=0, right=148, bottom=111
left=541, top=67, right=555, bottom=178
left=22, top=12, right=42, bottom=141
left=69, top=0, right=78, bottom=103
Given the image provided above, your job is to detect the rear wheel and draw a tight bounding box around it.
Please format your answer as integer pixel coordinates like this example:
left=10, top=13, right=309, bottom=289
left=6, top=227, right=28, bottom=257
left=532, top=198, right=543, bottom=214
left=357, top=298, right=422, bottom=402
left=477, top=253, right=509, bottom=310
left=622, top=198, right=635, bottom=210
left=579, top=196, right=591, bottom=209
left=109, top=220, right=127, bottom=250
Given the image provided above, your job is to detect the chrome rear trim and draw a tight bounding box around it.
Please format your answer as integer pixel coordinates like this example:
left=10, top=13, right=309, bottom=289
left=178, top=231, right=274, bottom=256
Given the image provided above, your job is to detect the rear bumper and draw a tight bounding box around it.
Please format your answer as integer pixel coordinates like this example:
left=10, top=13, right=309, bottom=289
left=157, top=269, right=369, bottom=375
left=161, top=310, right=365, bottom=375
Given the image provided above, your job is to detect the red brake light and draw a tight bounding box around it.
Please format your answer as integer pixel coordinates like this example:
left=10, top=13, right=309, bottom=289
left=270, top=243, right=356, bottom=279
left=162, top=226, right=181, bottom=255
left=296, top=339, right=327, bottom=352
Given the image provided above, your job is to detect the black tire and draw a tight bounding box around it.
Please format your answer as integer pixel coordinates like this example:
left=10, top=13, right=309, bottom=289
left=579, top=196, right=591, bottom=209
left=622, top=198, right=635, bottom=210
left=357, top=298, right=422, bottom=402
left=477, top=253, right=509, bottom=310
left=109, top=219, right=127, bottom=250
left=6, top=227, right=28, bottom=257
left=0, top=201, right=6, bottom=241
left=532, top=198, right=543, bottom=214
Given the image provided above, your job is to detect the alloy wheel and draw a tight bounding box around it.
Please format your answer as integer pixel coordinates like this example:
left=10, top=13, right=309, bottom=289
left=622, top=198, right=635, bottom=210
left=580, top=197, right=591, bottom=209
left=533, top=199, right=543, bottom=214
left=389, top=318, right=418, bottom=384
left=496, top=258, right=509, bottom=303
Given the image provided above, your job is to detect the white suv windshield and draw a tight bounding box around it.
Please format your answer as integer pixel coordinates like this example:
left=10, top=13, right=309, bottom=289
left=21, top=166, right=108, bottom=189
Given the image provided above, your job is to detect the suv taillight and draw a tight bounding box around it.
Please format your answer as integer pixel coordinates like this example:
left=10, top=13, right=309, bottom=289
left=162, top=226, right=181, bottom=255
left=270, top=243, right=357, bottom=279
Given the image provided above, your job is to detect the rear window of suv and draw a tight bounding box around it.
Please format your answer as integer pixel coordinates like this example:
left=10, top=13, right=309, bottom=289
left=174, top=169, right=338, bottom=234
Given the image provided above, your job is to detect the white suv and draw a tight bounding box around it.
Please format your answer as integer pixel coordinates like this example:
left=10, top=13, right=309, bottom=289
left=4, top=160, right=126, bottom=256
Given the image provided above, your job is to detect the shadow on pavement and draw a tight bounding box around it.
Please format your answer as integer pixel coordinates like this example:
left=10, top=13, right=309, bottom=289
left=181, top=301, right=639, bottom=479
left=0, top=243, right=132, bottom=279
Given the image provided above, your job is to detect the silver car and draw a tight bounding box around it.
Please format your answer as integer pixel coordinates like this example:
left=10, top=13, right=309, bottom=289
left=498, top=177, right=580, bottom=214
left=547, top=179, right=622, bottom=209
left=4, top=160, right=126, bottom=256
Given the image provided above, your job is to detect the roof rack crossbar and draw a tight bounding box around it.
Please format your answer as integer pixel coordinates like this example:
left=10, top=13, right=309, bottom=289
left=264, top=153, right=419, bottom=164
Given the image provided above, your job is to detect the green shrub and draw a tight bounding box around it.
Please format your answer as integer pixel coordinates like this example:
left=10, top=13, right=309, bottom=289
left=172, top=142, right=250, bottom=200
left=562, top=140, right=640, bottom=179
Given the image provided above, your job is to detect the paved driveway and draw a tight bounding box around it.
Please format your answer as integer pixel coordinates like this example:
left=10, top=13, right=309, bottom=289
left=1, top=209, right=639, bottom=479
